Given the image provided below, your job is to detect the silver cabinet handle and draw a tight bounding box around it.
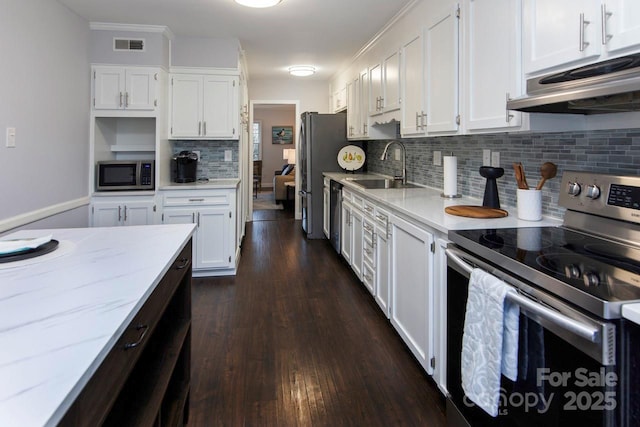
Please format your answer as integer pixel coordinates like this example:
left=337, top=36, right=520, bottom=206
left=198, top=121, right=202, bottom=136
left=188, top=198, right=205, bottom=202
left=416, top=111, right=420, bottom=129
left=506, top=93, right=514, bottom=122
left=119, top=92, right=123, bottom=107
left=363, top=223, right=374, bottom=232
left=601, top=4, right=612, bottom=45
left=203, top=121, right=207, bottom=136
left=123, top=205, right=127, bottom=222
left=118, top=205, right=122, bottom=222
left=125, top=92, right=129, bottom=108
left=579, top=12, right=591, bottom=52
left=192, top=212, right=195, bottom=223
left=197, top=211, right=200, bottom=227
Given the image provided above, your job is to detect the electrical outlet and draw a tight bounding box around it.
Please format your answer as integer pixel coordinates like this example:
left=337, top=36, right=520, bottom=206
left=224, top=150, right=232, bottom=162
left=482, top=149, right=491, bottom=166
left=491, top=151, right=500, bottom=167
left=6, top=127, right=15, bottom=148
left=433, top=151, right=442, bottom=166
left=192, top=150, right=200, bottom=161
left=394, top=148, right=401, bottom=161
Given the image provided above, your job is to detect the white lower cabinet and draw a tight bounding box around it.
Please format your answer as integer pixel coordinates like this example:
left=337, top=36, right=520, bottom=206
left=341, top=199, right=353, bottom=264
left=161, top=189, right=237, bottom=276
left=91, top=196, right=156, bottom=227
left=323, top=178, right=330, bottom=238
left=373, top=207, right=391, bottom=317
left=389, top=212, right=434, bottom=375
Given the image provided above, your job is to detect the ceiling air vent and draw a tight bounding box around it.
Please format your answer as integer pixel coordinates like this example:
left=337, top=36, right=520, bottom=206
left=113, top=38, right=145, bottom=52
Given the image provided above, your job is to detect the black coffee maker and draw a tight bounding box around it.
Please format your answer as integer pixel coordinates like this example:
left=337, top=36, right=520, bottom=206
left=172, top=151, right=198, bottom=183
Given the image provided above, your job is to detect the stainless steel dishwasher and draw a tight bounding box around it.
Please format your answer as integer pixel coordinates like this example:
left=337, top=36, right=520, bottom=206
left=329, top=180, right=343, bottom=253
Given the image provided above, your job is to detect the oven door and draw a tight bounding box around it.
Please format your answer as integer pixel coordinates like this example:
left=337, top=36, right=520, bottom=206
left=446, top=246, right=624, bottom=427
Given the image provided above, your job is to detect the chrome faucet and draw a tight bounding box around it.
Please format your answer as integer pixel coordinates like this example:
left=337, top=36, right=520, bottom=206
left=379, top=140, right=407, bottom=185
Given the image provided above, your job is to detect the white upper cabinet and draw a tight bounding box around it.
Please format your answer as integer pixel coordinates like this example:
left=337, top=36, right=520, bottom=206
left=462, top=0, right=523, bottom=132
left=333, top=84, right=347, bottom=112
left=522, top=0, right=640, bottom=75
left=400, top=31, right=427, bottom=137
left=602, top=0, right=640, bottom=54
left=93, top=66, right=158, bottom=111
left=425, top=4, right=460, bottom=135
left=368, top=50, right=401, bottom=119
left=170, top=72, right=239, bottom=140
left=346, top=76, right=360, bottom=139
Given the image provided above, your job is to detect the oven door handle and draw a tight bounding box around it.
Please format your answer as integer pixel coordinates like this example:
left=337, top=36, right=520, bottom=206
left=445, top=248, right=599, bottom=343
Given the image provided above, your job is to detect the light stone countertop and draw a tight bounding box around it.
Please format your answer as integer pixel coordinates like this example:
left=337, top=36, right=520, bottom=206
left=0, top=224, right=196, bottom=426
left=324, top=172, right=562, bottom=235
left=622, top=304, right=640, bottom=326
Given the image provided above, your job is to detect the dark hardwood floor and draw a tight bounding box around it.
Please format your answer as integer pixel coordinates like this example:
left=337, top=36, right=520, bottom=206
left=188, top=213, right=447, bottom=426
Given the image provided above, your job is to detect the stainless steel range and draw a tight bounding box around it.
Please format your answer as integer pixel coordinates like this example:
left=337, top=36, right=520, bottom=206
left=446, top=171, right=640, bottom=427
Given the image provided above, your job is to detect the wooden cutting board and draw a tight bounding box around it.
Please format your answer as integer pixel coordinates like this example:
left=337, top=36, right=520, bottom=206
left=445, top=205, right=508, bottom=218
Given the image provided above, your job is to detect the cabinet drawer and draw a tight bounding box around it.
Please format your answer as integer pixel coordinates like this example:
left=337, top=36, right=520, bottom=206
left=163, top=190, right=230, bottom=207
left=59, top=241, right=192, bottom=426
left=363, top=238, right=375, bottom=266
left=351, top=193, right=364, bottom=209
left=362, top=263, right=375, bottom=292
left=374, top=207, right=389, bottom=228
left=363, top=199, right=375, bottom=217
left=342, top=188, right=353, bottom=203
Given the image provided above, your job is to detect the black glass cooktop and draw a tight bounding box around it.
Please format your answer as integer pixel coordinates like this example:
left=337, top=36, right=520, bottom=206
left=451, top=227, right=640, bottom=307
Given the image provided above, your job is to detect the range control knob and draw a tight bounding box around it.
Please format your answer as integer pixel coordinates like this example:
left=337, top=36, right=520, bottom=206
left=567, top=182, right=581, bottom=196
left=583, top=272, right=600, bottom=287
left=564, top=264, right=581, bottom=280
left=586, top=184, right=601, bottom=199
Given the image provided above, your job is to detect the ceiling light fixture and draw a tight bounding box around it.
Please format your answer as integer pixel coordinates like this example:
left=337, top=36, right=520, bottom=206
left=234, top=0, right=282, bottom=8
left=289, top=66, right=316, bottom=77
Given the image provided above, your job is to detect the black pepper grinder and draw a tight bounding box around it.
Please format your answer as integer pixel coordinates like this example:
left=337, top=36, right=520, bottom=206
left=479, top=166, right=504, bottom=209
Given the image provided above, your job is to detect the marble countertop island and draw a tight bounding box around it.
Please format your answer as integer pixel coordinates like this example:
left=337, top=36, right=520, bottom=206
left=0, top=224, right=195, bottom=426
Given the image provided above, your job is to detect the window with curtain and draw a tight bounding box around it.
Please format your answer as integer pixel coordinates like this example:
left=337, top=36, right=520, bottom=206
left=252, top=121, right=261, bottom=160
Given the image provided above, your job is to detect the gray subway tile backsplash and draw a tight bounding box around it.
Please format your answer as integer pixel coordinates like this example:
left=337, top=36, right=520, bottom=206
left=172, top=140, right=239, bottom=179
left=365, top=128, right=640, bottom=219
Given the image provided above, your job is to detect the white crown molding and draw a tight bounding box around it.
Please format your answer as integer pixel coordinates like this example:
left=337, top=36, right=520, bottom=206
left=169, top=66, right=240, bottom=76
left=90, top=22, right=175, bottom=40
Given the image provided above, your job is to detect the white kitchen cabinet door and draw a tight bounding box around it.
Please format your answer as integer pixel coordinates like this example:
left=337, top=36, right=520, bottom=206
left=374, top=214, right=391, bottom=318
left=432, top=238, right=450, bottom=395
left=463, top=0, right=522, bottom=131
left=350, top=206, right=364, bottom=280
left=124, top=68, right=157, bottom=111
left=341, top=201, right=352, bottom=264
left=93, top=67, right=157, bottom=111
left=400, top=31, right=427, bottom=137
left=202, top=75, right=238, bottom=139
left=333, top=85, right=347, bottom=112
left=346, top=77, right=360, bottom=139
left=358, top=68, right=370, bottom=137
left=382, top=50, right=401, bottom=113
left=122, top=201, right=155, bottom=226
left=390, top=213, right=434, bottom=374
left=197, top=207, right=232, bottom=270
left=368, top=62, right=383, bottom=116
left=93, top=67, right=125, bottom=110
left=425, top=5, right=460, bottom=135
left=92, top=203, right=122, bottom=227
left=170, top=75, right=203, bottom=138
left=604, top=0, right=640, bottom=54
left=523, top=0, right=601, bottom=74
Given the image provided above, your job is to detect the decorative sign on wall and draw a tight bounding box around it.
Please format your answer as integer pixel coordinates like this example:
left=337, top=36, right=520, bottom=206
left=272, top=126, right=293, bottom=144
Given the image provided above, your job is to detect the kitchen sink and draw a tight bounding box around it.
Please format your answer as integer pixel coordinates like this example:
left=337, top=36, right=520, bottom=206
left=348, top=178, right=420, bottom=189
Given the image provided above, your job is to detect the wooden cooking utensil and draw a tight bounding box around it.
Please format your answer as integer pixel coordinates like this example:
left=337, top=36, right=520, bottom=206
left=444, top=205, right=509, bottom=218
left=512, top=162, right=529, bottom=189
left=536, top=162, right=558, bottom=190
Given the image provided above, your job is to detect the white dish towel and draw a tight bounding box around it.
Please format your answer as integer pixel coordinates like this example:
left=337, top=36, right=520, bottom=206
left=461, top=268, right=520, bottom=417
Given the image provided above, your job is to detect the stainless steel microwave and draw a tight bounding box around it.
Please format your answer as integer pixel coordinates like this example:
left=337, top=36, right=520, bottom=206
left=96, top=160, right=154, bottom=191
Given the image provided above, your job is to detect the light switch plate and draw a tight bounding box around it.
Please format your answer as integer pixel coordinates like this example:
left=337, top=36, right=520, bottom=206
left=6, top=127, right=16, bottom=148
left=491, top=151, right=500, bottom=167
left=224, top=150, right=232, bottom=162
left=482, top=149, right=491, bottom=166
left=433, top=151, right=442, bottom=166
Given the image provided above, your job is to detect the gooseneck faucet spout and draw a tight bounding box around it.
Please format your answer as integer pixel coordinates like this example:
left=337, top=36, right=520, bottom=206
left=379, top=140, right=407, bottom=185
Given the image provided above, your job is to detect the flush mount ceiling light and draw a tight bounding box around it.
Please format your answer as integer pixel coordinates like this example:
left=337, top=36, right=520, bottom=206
left=234, top=0, right=282, bottom=8
left=289, top=65, right=316, bottom=77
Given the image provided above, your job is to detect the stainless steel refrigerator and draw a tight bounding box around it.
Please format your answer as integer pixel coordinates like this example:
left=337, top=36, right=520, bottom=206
left=299, top=111, right=351, bottom=239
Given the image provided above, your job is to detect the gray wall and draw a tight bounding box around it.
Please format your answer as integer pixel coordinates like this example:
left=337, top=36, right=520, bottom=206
left=0, top=0, right=90, bottom=225
left=366, top=128, right=640, bottom=219
left=90, top=29, right=170, bottom=68
left=254, top=106, right=296, bottom=186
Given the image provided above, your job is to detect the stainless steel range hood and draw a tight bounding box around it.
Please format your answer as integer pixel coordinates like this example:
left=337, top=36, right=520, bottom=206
left=507, top=54, right=640, bottom=114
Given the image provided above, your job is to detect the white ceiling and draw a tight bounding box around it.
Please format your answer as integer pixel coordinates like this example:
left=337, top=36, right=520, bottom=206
left=57, top=0, right=413, bottom=81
